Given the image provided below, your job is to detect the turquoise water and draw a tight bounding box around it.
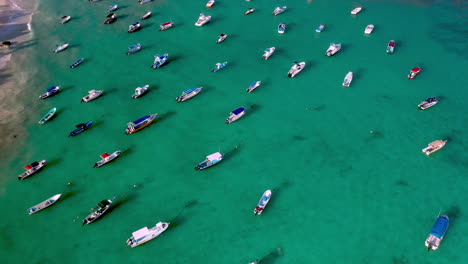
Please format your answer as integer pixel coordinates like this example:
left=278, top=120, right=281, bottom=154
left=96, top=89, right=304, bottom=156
left=1, top=0, right=467, bottom=263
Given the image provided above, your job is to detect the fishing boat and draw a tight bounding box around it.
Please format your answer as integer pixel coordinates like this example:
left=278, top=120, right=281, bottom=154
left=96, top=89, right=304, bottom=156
left=126, top=222, right=170, bottom=248
left=254, top=190, right=272, bottom=215
left=104, top=13, right=117, bottom=24
left=315, top=24, right=324, bottom=33
left=278, top=23, right=286, bottom=34
left=216, top=33, right=227, bottom=43
left=68, top=121, right=93, bottom=137
left=27, top=194, right=62, bottom=214
left=212, top=62, right=227, bottom=72
left=244, top=8, right=255, bottom=15
left=364, top=24, right=374, bottom=34
left=195, top=152, right=223, bottom=170
left=195, top=13, right=211, bottom=26
left=418, top=97, right=438, bottom=110
left=150, top=54, right=169, bottom=69
left=38, top=107, right=57, bottom=124
left=138, top=0, right=153, bottom=4
left=287, top=61, right=306, bottom=78
left=70, top=58, right=84, bottom=68
left=132, top=85, right=149, bottom=98
left=159, top=22, right=174, bottom=31
left=82, top=198, right=114, bottom=225
left=342, top=72, right=353, bottom=87
left=18, top=160, right=47, bottom=180
left=81, top=90, right=103, bottom=103
left=422, top=140, right=447, bottom=156
left=408, top=67, right=421, bottom=79
left=93, top=151, right=122, bottom=168
left=225, top=107, right=246, bottom=124
left=272, top=6, right=287, bottom=16
left=60, top=16, right=71, bottom=24
left=425, top=215, right=449, bottom=251
left=39, top=86, right=60, bottom=99
left=262, top=47, right=275, bottom=60
left=351, top=7, right=362, bottom=15
left=125, top=114, right=157, bottom=134
left=176, top=87, right=202, bottom=102
left=52, top=43, right=69, bottom=53
left=246, top=81, right=261, bottom=93
left=109, top=4, right=118, bottom=12
left=386, top=40, right=395, bottom=54
left=141, top=11, right=152, bottom=20
left=128, top=22, right=141, bottom=33
left=126, top=43, right=142, bottom=55
left=206, top=0, right=214, bottom=8
left=325, top=43, right=341, bottom=56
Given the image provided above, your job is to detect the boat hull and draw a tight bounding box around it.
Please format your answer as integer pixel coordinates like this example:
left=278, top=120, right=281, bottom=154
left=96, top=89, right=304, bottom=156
left=38, top=108, right=57, bottom=124
left=27, top=194, right=62, bottom=214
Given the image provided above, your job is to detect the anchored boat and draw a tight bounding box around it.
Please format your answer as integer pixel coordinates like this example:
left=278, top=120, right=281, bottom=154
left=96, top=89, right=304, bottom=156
left=315, top=24, right=324, bottom=33
left=93, top=150, right=122, bottom=168
left=141, top=11, right=152, bottom=20
left=351, top=7, right=362, bottom=15
left=226, top=107, right=246, bottom=124
left=126, top=43, right=142, bottom=55
left=128, top=22, right=141, bottom=33
left=287, top=61, right=306, bottom=78
left=278, top=23, right=286, bottom=34
left=386, top=40, right=395, bottom=54
left=27, top=194, right=62, bottom=214
left=39, top=86, right=60, bottom=99
left=342, top=72, right=353, bottom=87
left=132, top=85, right=149, bottom=98
left=408, top=67, right=421, bottom=79
left=52, top=43, right=69, bottom=53
left=244, top=8, right=255, bottom=15
left=195, top=13, right=211, bottom=26
left=262, top=47, right=275, bottom=60
left=176, top=87, right=202, bottom=102
left=81, top=90, right=103, bottom=103
left=109, top=4, right=118, bottom=12
left=138, top=0, right=153, bottom=4
left=38, top=107, right=57, bottom=124
left=422, top=140, right=447, bottom=156
left=82, top=198, right=114, bottom=225
left=195, top=152, right=224, bottom=170
left=206, top=0, right=215, bottom=8
left=151, top=54, right=169, bottom=69
left=364, top=24, right=374, bottom=34
left=125, top=114, right=157, bottom=134
left=216, top=33, right=227, bottom=43
left=68, top=121, right=93, bottom=137
left=418, top=97, right=438, bottom=110
left=272, top=6, right=287, bottom=16
left=126, top=222, right=170, bottom=248
left=18, top=160, right=47, bottom=180
left=212, top=62, right=227, bottom=72
left=325, top=43, right=341, bottom=56
left=60, top=16, right=71, bottom=24
left=254, top=190, right=272, bottom=215
left=159, top=21, right=174, bottom=31
left=70, top=58, right=84, bottom=68
left=104, top=13, right=117, bottom=24
left=425, top=215, right=449, bottom=250
left=246, top=81, right=261, bottom=93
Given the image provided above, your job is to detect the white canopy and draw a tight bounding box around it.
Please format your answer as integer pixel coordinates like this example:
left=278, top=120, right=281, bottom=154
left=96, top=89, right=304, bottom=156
left=207, top=152, right=222, bottom=161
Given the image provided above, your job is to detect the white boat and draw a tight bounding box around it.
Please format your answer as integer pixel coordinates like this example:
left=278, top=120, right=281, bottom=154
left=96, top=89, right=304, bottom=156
left=195, top=152, right=224, bottom=170
left=272, top=6, right=287, bottom=16
left=195, top=13, right=211, bottom=26
left=27, top=194, right=62, bottom=215
left=176, top=87, right=202, bottom=102
left=128, top=22, right=141, bottom=33
left=126, top=222, right=170, bottom=248
left=422, top=140, right=447, bottom=156
left=132, top=85, right=149, bottom=98
left=225, top=107, right=246, bottom=124
left=206, top=0, right=215, bottom=8
left=246, top=81, right=261, bottom=93
left=216, top=33, right=227, bottom=43
left=52, top=43, right=69, bottom=53
left=244, top=8, right=255, bottom=15
left=315, top=24, right=324, bottom=33
left=418, top=97, right=438, bottom=110
left=18, top=160, right=47, bottom=180
left=277, top=23, right=286, bottom=34
left=138, top=0, right=153, bottom=4
left=60, top=16, right=71, bottom=24
left=254, top=190, right=272, bottom=215
left=141, top=11, right=152, bottom=20
left=81, top=90, right=103, bottom=103
left=364, top=24, right=374, bottom=34
left=159, top=21, right=174, bottom=31
left=325, top=43, right=341, bottom=56
left=262, top=47, right=275, bottom=60
left=287, top=62, right=306, bottom=78
left=93, top=150, right=122, bottom=168
left=351, top=7, right=362, bottom=15
left=109, top=4, right=118, bottom=12
left=342, top=72, right=353, bottom=87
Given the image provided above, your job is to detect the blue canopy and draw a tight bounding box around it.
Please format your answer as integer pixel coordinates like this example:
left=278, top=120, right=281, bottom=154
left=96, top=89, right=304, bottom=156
left=183, top=88, right=196, bottom=94
left=430, top=216, right=449, bottom=239
left=232, top=107, right=245, bottom=115
left=45, top=86, right=57, bottom=92
left=132, top=115, right=150, bottom=124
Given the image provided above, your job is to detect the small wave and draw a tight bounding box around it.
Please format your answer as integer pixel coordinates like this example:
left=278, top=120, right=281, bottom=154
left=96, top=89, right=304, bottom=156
left=9, top=0, right=25, bottom=11
left=0, top=54, right=12, bottom=70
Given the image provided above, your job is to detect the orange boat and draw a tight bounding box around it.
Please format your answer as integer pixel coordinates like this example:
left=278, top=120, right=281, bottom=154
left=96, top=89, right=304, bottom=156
left=206, top=0, right=214, bottom=8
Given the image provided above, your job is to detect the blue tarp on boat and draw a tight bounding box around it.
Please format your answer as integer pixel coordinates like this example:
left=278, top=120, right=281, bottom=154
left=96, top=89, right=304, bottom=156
left=132, top=115, right=150, bottom=124
left=184, top=88, right=196, bottom=94
left=430, top=216, right=449, bottom=239
left=232, top=107, right=245, bottom=115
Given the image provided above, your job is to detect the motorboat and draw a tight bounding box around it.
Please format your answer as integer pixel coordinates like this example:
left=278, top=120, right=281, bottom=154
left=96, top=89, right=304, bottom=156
left=141, top=11, right=152, bottom=20
left=364, top=24, right=374, bottom=34
left=60, top=16, right=71, bottom=24
left=342, top=72, right=353, bottom=87
left=244, top=8, right=255, bottom=15
left=68, top=121, right=93, bottom=137
left=425, top=215, right=449, bottom=251
left=38, top=107, right=57, bottom=124
left=278, top=23, right=286, bottom=34
left=195, top=152, right=223, bottom=170
left=262, top=47, right=275, bottom=60
left=104, top=13, right=117, bottom=24
left=418, top=97, right=438, bottom=110
left=272, top=6, right=287, bottom=16
left=325, top=43, right=341, bottom=56
left=351, top=7, right=362, bottom=15
left=408, top=67, right=421, bottom=79
left=132, top=85, right=149, bottom=98
left=253, top=190, right=272, bottom=215
left=89, top=0, right=101, bottom=2
left=386, top=40, right=395, bottom=54
left=206, top=0, right=215, bottom=8
left=195, top=13, right=211, bottom=26
left=216, top=33, right=227, bottom=43
left=27, top=194, right=62, bottom=214
left=128, top=22, right=141, bottom=33
left=212, top=62, right=227, bottom=72
left=287, top=61, right=306, bottom=78
left=126, top=43, right=142, bottom=55
left=82, top=199, right=114, bottom=225
left=126, top=222, right=170, bottom=248
left=138, top=0, right=153, bottom=4
left=246, top=81, right=261, bottom=93
left=52, top=43, right=69, bottom=53
left=109, top=4, right=118, bottom=12
left=159, top=22, right=174, bottom=31
left=151, top=54, right=169, bottom=69
left=70, top=58, right=84, bottom=68
left=422, top=140, right=447, bottom=156
left=225, top=107, right=246, bottom=124
left=39, top=86, right=60, bottom=99
left=125, top=114, right=157, bottom=134
left=18, top=160, right=47, bottom=180
left=315, top=24, right=324, bottom=33
left=81, top=90, right=103, bottom=103
left=93, top=150, right=122, bottom=168
left=176, top=87, right=202, bottom=102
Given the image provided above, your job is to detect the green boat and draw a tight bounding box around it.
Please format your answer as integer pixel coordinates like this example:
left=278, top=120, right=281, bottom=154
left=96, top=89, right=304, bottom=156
left=38, top=107, right=57, bottom=124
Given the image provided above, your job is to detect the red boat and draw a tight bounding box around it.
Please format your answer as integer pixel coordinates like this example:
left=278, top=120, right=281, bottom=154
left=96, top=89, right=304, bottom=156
left=408, top=67, right=420, bottom=79
left=159, top=22, right=173, bottom=31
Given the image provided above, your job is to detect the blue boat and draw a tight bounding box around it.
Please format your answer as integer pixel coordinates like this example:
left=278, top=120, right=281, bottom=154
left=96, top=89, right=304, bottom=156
left=225, top=107, right=246, bottom=124
left=68, top=121, right=93, bottom=137
left=176, top=87, right=202, bottom=102
left=125, top=114, right=157, bottom=134
left=150, top=54, right=168, bottom=69
left=194, top=152, right=223, bottom=170
left=315, top=24, right=324, bottom=33
left=212, top=62, right=227, bottom=72
left=39, top=86, right=60, bottom=99
left=278, top=23, right=286, bottom=34
left=425, top=215, right=449, bottom=250
left=126, top=43, right=142, bottom=55
left=70, top=58, right=84, bottom=68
